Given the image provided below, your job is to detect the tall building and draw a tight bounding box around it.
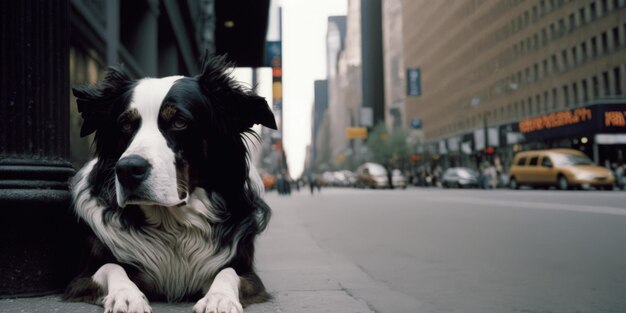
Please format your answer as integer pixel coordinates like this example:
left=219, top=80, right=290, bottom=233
left=401, top=0, right=626, bottom=168
left=311, top=80, right=329, bottom=162
left=382, top=0, right=406, bottom=131
left=328, top=12, right=354, bottom=168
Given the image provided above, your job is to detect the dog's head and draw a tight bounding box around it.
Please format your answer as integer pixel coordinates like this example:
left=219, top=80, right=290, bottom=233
left=74, top=55, right=276, bottom=208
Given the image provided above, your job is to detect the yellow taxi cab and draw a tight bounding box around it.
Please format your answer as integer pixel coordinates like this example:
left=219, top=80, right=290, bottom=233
left=508, top=149, right=614, bottom=190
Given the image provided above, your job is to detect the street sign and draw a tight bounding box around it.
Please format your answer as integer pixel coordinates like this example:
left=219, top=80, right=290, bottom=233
left=346, top=127, right=368, bottom=140
left=265, top=41, right=282, bottom=67
left=411, top=118, right=422, bottom=129
left=360, top=107, right=373, bottom=127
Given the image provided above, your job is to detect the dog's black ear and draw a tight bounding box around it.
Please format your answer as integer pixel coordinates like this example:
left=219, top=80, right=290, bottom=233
left=73, top=67, right=133, bottom=137
left=236, top=94, right=277, bottom=130
left=197, top=54, right=277, bottom=131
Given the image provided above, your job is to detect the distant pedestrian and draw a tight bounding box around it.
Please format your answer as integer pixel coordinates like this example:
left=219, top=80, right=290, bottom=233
left=614, top=163, right=624, bottom=190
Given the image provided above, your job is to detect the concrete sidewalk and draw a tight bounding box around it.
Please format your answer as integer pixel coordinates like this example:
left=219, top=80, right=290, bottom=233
left=0, top=193, right=421, bottom=313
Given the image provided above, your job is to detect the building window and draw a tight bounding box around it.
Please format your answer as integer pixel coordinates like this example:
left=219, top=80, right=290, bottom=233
left=542, top=28, right=548, bottom=45
left=534, top=34, right=539, bottom=49
left=603, top=71, right=610, bottom=95
left=514, top=102, right=519, bottom=117
left=579, top=8, right=586, bottom=25
left=591, top=37, right=598, bottom=57
left=521, top=100, right=526, bottom=117
left=552, top=88, right=558, bottom=110
left=543, top=91, right=549, bottom=112
left=551, top=54, right=559, bottom=72
left=613, top=27, right=620, bottom=48
left=581, top=41, right=588, bottom=61
left=550, top=23, right=556, bottom=38
left=524, top=11, right=530, bottom=27
left=558, top=18, right=565, bottom=36
left=542, top=59, right=548, bottom=76
left=525, top=68, right=531, bottom=82
left=534, top=63, right=539, bottom=80
left=592, top=76, right=600, bottom=98
left=562, top=49, right=569, bottom=69
left=615, top=67, right=623, bottom=95
left=572, top=82, right=579, bottom=104
left=590, top=2, right=597, bottom=21
left=563, top=85, right=570, bottom=107
left=571, top=46, right=577, bottom=65
left=528, top=97, right=533, bottom=115
left=582, top=79, right=589, bottom=102
left=536, top=95, right=541, bottom=113
left=569, top=13, right=576, bottom=31
left=601, top=0, right=608, bottom=15
left=601, top=31, right=609, bottom=53
left=532, top=6, right=538, bottom=21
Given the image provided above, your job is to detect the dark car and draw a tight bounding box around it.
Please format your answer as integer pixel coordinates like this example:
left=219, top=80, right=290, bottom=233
left=442, top=167, right=479, bottom=188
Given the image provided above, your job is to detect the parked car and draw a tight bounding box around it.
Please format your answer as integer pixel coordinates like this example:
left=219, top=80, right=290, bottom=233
left=355, top=162, right=389, bottom=189
left=322, top=171, right=336, bottom=186
left=441, top=167, right=479, bottom=188
left=508, top=148, right=615, bottom=190
left=333, top=170, right=356, bottom=187
left=391, top=169, right=407, bottom=189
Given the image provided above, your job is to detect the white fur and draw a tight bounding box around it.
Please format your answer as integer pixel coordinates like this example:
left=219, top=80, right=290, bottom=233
left=73, top=160, right=240, bottom=302
left=247, top=163, right=264, bottom=194
left=116, top=76, right=186, bottom=208
left=193, top=268, right=243, bottom=313
left=92, top=263, right=151, bottom=313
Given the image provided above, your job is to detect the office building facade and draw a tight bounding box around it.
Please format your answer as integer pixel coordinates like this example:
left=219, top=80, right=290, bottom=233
left=401, top=0, right=626, bottom=168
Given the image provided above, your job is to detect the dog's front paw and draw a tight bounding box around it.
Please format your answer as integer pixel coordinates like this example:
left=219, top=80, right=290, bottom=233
left=193, top=293, right=243, bottom=313
left=103, top=288, right=151, bottom=313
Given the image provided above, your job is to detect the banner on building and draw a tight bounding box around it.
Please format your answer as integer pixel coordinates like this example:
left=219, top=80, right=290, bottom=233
left=407, top=68, right=421, bottom=96
left=474, top=129, right=485, bottom=151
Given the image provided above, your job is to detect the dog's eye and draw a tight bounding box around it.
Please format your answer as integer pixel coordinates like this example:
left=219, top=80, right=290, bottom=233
left=172, top=117, right=187, bottom=130
left=120, top=120, right=133, bottom=133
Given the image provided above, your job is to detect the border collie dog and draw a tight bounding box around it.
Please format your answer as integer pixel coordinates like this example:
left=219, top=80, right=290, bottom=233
left=63, top=55, right=276, bottom=313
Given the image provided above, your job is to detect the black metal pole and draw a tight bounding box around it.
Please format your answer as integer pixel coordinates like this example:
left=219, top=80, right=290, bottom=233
left=0, top=0, right=79, bottom=297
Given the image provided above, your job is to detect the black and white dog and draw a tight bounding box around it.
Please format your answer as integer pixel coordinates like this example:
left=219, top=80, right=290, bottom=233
left=63, top=55, right=276, bottom=313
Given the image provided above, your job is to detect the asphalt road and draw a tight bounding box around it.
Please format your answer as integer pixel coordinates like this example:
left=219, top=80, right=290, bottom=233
left=268, top=187, right=626, bottom=313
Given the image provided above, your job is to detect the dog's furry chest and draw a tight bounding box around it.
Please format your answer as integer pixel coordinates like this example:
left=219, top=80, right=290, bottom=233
left=110, top=220, right=224, bottom=299
left=78, top=192, right=233, bottom=301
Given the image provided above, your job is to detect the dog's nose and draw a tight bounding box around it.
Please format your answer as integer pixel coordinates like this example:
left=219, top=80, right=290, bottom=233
left=115, top=155, right=151, bottom=189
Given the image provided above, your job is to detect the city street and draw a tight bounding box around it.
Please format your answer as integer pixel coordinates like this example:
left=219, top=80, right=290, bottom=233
left=262, top=187, right=626, bottom=313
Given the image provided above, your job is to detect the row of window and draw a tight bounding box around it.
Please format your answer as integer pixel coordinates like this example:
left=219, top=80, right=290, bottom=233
left=516, top=155, right=552, bottom=167
left=432, top=64, right=626, bottom=138
left=510, top=0, right=624, bottom=36
left=493, top=23, right=626, bottom=96
left=431, top=2, right=626, bottom=105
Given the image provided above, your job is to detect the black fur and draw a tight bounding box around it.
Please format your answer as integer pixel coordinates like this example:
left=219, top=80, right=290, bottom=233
left=64, top=55, right=275, bottom=306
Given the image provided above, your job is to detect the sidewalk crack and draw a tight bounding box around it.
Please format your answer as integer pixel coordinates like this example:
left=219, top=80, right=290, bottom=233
left=338, top=282, right=379, bottom=313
